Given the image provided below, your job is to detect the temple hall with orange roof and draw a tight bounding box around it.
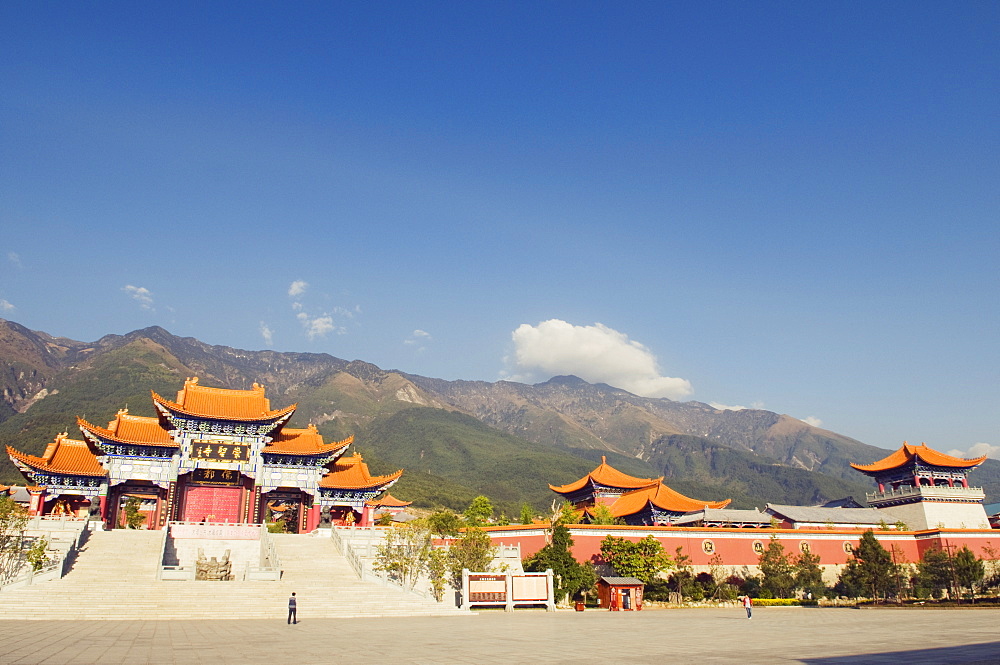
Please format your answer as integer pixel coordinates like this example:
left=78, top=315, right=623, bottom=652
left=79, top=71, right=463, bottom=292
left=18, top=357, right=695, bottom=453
left=6, top=378, right=403, bottom=532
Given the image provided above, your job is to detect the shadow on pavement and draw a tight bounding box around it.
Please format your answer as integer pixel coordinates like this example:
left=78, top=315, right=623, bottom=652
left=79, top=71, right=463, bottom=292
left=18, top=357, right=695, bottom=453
left=800, top=641, right=1000, bottom=665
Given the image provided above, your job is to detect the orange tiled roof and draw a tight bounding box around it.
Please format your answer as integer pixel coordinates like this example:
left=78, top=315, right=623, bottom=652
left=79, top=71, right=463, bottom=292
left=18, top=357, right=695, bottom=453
left=7, top=433, right=107, bottom=478
left=851, top=442, right=987, bottom=473
left=264, top=426, right=352, bottom=456
left=152, top=377, right=297, bottom=422
left=549, top=456, right=661, bottom=494
left=609, top=483, right=730, bottom=517
left=365, top=493, right=412, bottom=508
left=77, top=411, right=176, bottom=447
left=319, top=453, right=402, bottom=490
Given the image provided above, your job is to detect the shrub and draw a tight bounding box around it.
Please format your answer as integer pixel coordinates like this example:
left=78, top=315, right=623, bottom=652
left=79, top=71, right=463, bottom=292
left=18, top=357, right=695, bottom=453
left=751, top=598, right=819, bottom=607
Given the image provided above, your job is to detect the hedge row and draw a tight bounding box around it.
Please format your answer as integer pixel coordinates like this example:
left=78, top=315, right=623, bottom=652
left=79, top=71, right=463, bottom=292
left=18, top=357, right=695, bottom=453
left=751, top=598, right=819, bottom=607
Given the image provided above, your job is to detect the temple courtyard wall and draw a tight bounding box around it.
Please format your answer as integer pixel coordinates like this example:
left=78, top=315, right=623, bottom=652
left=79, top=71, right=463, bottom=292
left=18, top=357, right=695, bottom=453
left=485, top=524, right=1000, bottom=582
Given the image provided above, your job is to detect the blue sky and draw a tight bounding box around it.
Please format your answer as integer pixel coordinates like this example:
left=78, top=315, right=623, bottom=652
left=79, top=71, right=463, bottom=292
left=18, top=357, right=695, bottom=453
left=1, top=2, right=997, bottom=456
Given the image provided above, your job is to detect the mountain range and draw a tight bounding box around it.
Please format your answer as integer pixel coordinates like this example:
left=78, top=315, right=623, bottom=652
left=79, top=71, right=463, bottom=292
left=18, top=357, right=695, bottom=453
left=2, top=318, right=997, bottom=515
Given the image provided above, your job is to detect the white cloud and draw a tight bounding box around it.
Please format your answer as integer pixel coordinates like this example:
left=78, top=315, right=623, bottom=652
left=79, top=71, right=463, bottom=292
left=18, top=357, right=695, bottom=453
left=7, top=252, right=21, bottom=268
left=710, top=402, right=747, bottom=411
left=509, top=319, right=693, bottom=399
left=0, top=299, right=14, bottom=312
left=287, top=281, right=356, bottom=340
left=296, top=310, right=341, bottom=339
left=259, top=322, right=274, bottom=346
left=801, top=416, right=823, bottom=428
left=404, top=329, right=432, bottom=351
left=303, top=315, right=336, bottom=339
left=123, top=285, right=154, bottom=311
left=946, top=442, right=1000, bottom=460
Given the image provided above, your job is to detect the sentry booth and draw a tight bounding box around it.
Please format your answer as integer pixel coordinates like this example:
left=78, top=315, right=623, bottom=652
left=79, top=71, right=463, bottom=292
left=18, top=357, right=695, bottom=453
left=597, top=576, right=644, bottom=611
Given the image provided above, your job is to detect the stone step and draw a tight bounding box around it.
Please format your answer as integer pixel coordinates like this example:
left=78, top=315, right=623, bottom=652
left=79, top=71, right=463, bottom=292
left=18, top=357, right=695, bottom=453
left=1, top=529, right=464, bottom=619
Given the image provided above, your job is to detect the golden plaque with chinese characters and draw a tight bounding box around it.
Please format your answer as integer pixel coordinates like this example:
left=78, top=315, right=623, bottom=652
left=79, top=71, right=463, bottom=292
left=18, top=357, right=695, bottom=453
left=191, top=440, right=250, bottom=462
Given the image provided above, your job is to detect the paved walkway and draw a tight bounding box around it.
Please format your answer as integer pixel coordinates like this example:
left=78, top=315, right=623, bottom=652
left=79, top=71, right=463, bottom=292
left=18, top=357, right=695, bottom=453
left=1, top=607, right=998, bottom=664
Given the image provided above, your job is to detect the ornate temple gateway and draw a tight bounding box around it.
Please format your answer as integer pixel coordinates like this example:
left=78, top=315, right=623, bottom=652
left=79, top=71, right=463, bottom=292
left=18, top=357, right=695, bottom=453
left=5, top=378, right=402, bottom=532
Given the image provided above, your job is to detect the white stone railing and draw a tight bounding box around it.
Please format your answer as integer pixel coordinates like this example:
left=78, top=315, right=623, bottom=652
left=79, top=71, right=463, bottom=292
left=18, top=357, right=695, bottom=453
left=868, top=485, right=985, bottom=503
left=0, top=518, right=91, bottom=591
left=331, top=526, right=442, bottom=600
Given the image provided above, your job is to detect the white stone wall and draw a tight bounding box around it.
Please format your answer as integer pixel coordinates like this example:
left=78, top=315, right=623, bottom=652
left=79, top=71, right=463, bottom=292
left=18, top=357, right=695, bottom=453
left=259, top=465, right=323, bottom=493
left=881, top=501, right=990, bottom=530
left=106, top=457, right=177, bottom=489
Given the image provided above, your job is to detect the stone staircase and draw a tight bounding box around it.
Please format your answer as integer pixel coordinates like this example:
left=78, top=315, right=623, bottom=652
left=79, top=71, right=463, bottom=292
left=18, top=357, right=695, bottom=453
left=0, top=530, right=466, bottom=619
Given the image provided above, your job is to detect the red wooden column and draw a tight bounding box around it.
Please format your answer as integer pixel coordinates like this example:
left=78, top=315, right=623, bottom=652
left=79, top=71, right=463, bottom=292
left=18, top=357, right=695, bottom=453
left=359, top=505, right=373, bottom=527
left=98, top=493, right=109, bottom=523
left=306, top=505, right=320, bottom=532
left=27, top=488, right=46, bottom=516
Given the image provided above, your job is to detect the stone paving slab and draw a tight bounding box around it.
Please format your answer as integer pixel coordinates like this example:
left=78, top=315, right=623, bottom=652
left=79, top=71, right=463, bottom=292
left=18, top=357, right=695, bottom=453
left=0, top=607, right=998, bottom=664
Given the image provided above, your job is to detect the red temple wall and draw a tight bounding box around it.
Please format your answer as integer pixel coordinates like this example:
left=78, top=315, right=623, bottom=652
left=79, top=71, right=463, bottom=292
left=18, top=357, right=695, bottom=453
left=485, top=525, right=1000, bottom=568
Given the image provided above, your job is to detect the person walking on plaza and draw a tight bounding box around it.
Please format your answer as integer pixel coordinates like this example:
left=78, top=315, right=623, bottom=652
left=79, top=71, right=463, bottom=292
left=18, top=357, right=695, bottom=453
left=288, top=592, right=297, bottom=624
left=743, top=594, right=752, bottom=619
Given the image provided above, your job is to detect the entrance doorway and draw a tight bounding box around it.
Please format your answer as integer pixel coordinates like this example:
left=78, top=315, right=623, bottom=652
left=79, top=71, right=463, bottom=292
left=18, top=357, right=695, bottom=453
left=180, top=484, right=244, bottom=523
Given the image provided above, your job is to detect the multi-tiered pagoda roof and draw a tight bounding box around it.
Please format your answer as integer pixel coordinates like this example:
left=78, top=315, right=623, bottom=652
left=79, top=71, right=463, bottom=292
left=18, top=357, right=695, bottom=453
left=851, top=442, right=986, bottom=475
left=152, top=378, right=297, bottom=424
left=551, top=457, right=731, bottom=525
left=7, top=433, right=108, bottom=481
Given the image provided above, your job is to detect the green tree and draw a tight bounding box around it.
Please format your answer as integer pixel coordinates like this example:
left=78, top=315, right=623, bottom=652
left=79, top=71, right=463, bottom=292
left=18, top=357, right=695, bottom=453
left=758, top=536, right=795, bottom=598
left=599, top=535, right=673, bottom=584
left=447, top=527, right=498, bottom=589
left=669, top=546, right=693, bottom=597
left=519, top=503, right=535, bottom=525
left=425, top=548, right=449, bottom=602
left=588, top=504, right=623, bottom=525
left=463, top=495, right=494, bottom=527
left=854, top=529, right=898, bottom=602
left=123, top=496, right=147, bottom=530
left=707, top=553, right=737, bottom=600
left=0, top=496, right=28, bottom=583
left=426, top=510, right=464, bottom=538
left=552, top=500, right=581, bottom=526
left=794, top=549, right=825, bottom=598
left=373, top=522, right=433, bottom=590
left=523, top=524, right=596, bottom=604
left=953, top=546, right=985, bottom=602
left=917, top=547, right=953, bottom=599
left=834, top=559, right=866, bottom=598
left=25, top=537, right=50, bottom=572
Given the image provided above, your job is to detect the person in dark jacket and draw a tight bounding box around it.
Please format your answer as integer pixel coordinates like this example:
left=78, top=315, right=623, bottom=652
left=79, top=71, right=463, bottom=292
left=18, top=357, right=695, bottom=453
left=288, top=592, right=297, bottom=624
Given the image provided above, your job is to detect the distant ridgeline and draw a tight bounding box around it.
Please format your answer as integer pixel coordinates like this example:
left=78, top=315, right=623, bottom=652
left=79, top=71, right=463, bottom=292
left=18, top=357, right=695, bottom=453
left=1, top=318, right=998, bottom=512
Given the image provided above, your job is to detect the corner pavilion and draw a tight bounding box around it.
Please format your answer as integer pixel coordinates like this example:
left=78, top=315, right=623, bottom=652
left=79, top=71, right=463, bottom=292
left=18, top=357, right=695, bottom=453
left=6, top=378, right=402, bottom=532
left=550, top=456, right=731, bottom=525
left=851, top=441, right=989, bottom=530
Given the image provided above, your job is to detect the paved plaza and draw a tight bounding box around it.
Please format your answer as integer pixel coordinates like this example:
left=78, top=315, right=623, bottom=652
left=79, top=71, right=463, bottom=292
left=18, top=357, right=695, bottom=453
left=1, top=607, right=999, bottom=665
